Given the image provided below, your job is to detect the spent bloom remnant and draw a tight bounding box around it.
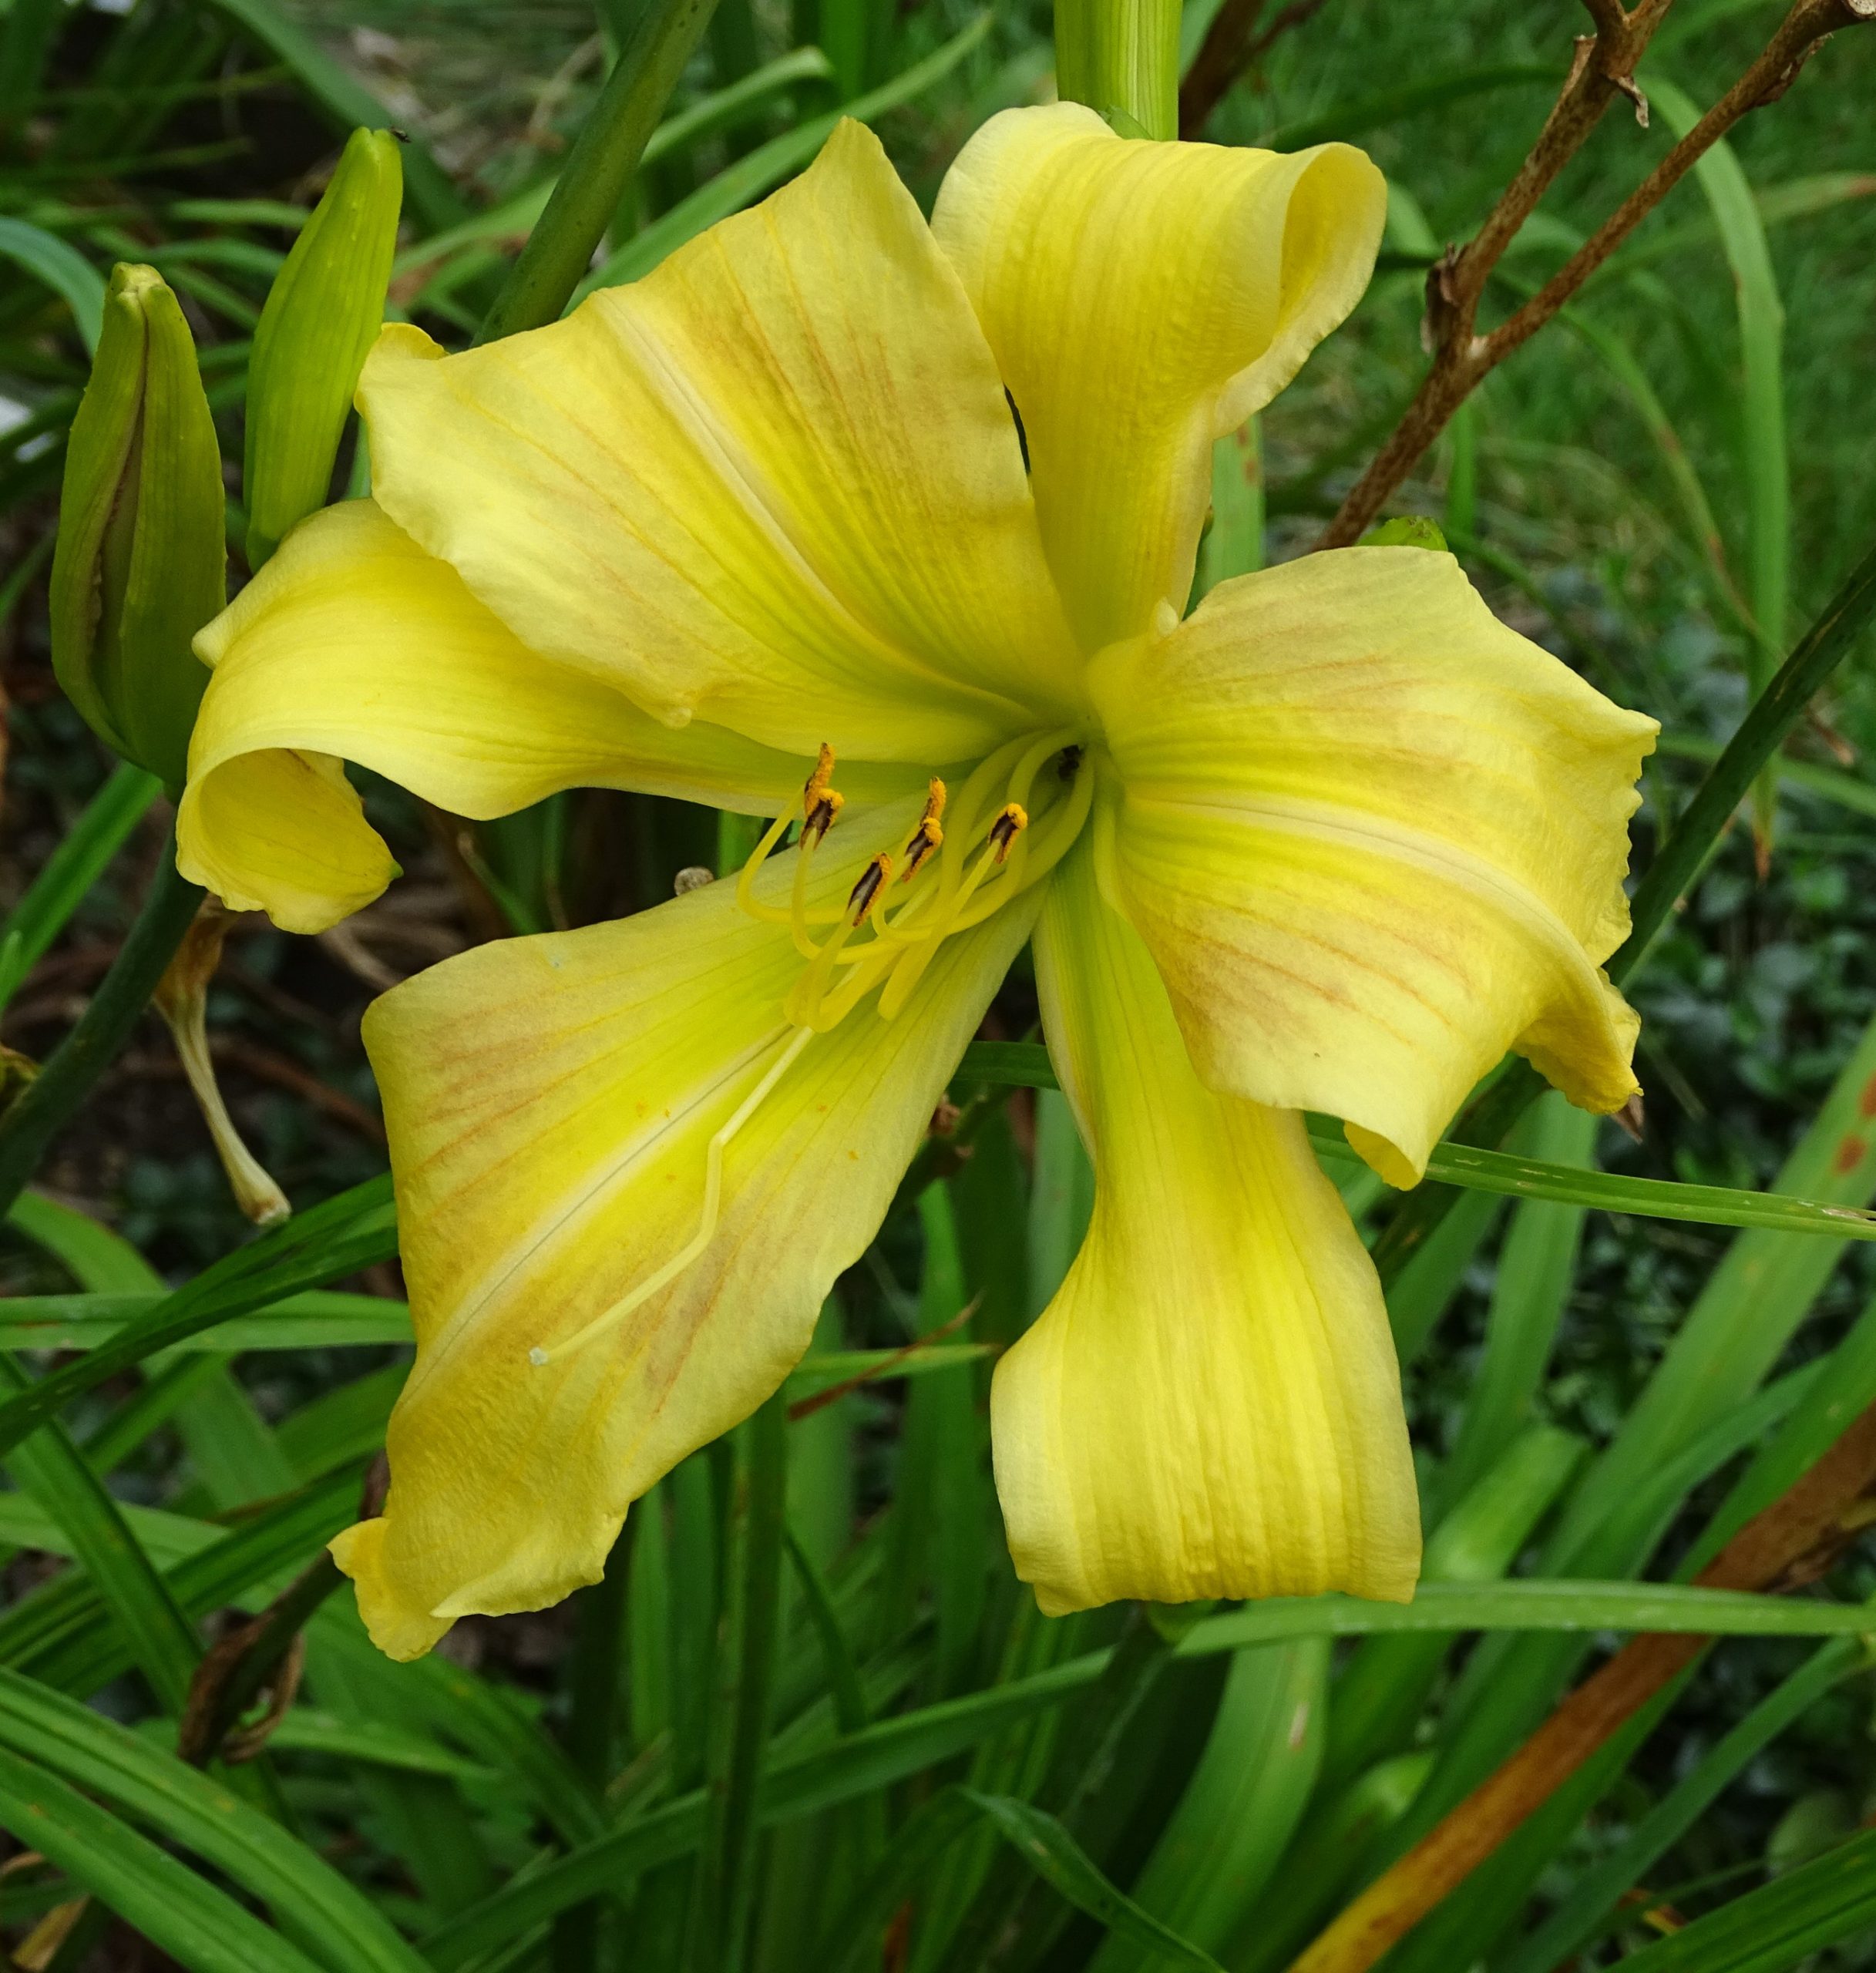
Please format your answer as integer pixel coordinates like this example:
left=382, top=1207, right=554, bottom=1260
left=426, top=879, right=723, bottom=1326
left=177, top=108, right=1656, bottom=1659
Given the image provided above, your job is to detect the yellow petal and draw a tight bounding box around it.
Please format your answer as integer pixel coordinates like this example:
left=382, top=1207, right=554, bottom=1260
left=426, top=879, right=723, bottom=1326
left=359, top=119, right=1081, bottom=765
left=1091, top=546, right=1659, bottom=1186
left=992, top=836, right=1418, bottom=1614
left=178, top=500, right=919, bottom=935
left=332, top=804, right=1039, bottom=1659
left=933, top=104, right=1383, bottom=652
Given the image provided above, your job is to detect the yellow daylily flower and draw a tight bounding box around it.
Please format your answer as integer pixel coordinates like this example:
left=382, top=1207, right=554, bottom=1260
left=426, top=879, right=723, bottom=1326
left=177, top=107, right=1657, bottom=1658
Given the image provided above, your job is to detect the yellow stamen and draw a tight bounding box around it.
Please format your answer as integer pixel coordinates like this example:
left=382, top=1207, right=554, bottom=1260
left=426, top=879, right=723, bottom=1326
left=848, top=852, right=893, bottom=925
left=989, top=802, right=1027, bottom=864
left=733, top=808, right=798, bottom=924
left=802, top=741, right=836, bottom=816
left=530, top=1023, right=815, bottom=1367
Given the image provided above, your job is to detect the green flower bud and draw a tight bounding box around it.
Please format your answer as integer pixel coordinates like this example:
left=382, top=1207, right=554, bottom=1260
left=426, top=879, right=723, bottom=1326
left=50, top=263, right=226, bottom=790
left=244, top=127, right=403, bottom=568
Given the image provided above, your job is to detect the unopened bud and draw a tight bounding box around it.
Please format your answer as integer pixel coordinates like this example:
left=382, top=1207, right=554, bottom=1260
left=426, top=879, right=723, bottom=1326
left=244, top=128, right=402, bottom=567
left=50, top=264, right=224, bottom=788
left=153, top=902, right=290, bottom=1227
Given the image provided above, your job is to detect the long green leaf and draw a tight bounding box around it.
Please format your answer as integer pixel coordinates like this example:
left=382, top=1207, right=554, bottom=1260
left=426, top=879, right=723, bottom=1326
left=0, top=1355, right=199, bottom=1714
left=418, top=1571, right=1876, bottom=1965
left=0, top=1669, right=430, bottom=1973
left=960, top=1789, right=1225, bottom=1971
left=190, top=0, right=464, bottom=230
left=0, top=1174, right=397, bottom=1460
left=0, top=1740, right=324, bottom=1973
left=0, top=214, right=106, bottom=351
left=575, top=14, right=991, bottom=301
left=1264, top=61, right=1555, bottom=152
left=1649, top=73, right=1788, bottom=849
left=956, top=1042, right=1876, bottom=1241
left=1611, top=1826, right=1876, bottom=1971
left=1501, top=1635, right=1864, bottom=1973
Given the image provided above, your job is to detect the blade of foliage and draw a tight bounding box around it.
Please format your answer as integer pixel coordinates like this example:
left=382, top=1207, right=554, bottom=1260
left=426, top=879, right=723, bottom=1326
left=0, top=835, right=203, bottom=1220
left=1610, top=1825, right=1876, bottom=1971
left=1615, top=532, right=1876, bottom=979
left=192, top=0, right=463, bottom=228
left=1431, top=1096, right=1596, bottom=1515
left=577, top=13, right=991, bottom=300
left=0, top=1356, right=199, bottom=1714
left=692, top=1390, right=790, bottom=1970
left=954, top=1042, right=1876, bottom=1240
left=1088, top=1642, right=1327, bottom=1969
left=0, top=1668, right=429, bottom=1972
left=0, top=215, right=105, bottom=351
left=398, top=45, right=832, bottom=300
left=1265, top=61, right=1557, bottom=151
left=420, top=1585, right=1876, bottom=1961
left=0, top=1469, right=357, bottom=1693
left=0, top=1172, right=396, bottom=1459
left=1500, top=1635, right=1864, bottom=1973
left=0, top=1739, right=324, bottom=1973
left=478, top=0, right=719, bottom=340
left=1649, top=73, right=1789, bottom=849
left=958, top=1788, right=1226, bottom=1971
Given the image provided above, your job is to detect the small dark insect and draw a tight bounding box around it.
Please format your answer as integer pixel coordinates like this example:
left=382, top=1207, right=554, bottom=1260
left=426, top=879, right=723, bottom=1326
left=1057, top=744, right=1084, bottom=781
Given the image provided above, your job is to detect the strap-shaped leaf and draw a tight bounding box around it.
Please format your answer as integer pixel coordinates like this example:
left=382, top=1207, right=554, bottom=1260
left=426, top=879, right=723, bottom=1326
left=0, top=1669, right=429, bottom=1973
left=0, top=1739, right=324, bottom=1973
left=956, top=1041, right=1876, bottom=1242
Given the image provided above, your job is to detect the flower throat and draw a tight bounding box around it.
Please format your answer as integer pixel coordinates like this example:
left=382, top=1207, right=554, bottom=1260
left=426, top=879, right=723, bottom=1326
left=530, top=732, right=1091, bottom=1368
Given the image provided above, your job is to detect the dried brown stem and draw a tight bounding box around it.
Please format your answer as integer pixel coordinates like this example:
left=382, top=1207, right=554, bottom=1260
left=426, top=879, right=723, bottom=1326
left=1178, top=0, right=1330, bottom=138
left=1317, top=0, right=1872, bottom=550
left=1286, top=1397, right=1876, bottom=1973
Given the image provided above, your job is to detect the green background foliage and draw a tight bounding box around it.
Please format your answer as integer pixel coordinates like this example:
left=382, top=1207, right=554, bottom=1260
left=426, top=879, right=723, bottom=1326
left=2, top=0, right=1876, bottom=1968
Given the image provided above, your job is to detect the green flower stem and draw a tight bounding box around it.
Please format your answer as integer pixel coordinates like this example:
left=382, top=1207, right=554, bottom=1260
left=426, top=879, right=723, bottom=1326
left=478, top=0, right=721, bottom=343
left=0, top=832, right=203, bottom=1222
left=1054, top=0, right=1181, bottom=139
left=1370, top=531, right=1876, bottom=1286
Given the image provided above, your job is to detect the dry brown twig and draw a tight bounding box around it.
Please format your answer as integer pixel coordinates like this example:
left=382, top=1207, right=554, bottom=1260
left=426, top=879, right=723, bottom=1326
left=1319, top=0, right=1876, bottom=550
left=1287, top=1396, right=1876, bottom=1973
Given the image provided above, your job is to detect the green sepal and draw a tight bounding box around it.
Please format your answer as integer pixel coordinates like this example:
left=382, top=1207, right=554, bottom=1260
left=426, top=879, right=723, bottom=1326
left=244, top=126, right=403, bottom=568
left=1360, top=515, right=1449, bottom=551
left=49, top=264, right=225, bottom=789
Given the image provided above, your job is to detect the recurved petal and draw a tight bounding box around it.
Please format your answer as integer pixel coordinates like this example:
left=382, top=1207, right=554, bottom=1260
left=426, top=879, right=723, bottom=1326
left=331, top=806, right=1038, bottom=1660
left=932, top=103, right=1383, bottom=653
left=360, top=119, right=1081, bottom=766
left=177, top=499, right=920, bottom=935
left=993, top=836, right=1419, bottom=1615
left=1091, top=546, right=1659, bottom=1186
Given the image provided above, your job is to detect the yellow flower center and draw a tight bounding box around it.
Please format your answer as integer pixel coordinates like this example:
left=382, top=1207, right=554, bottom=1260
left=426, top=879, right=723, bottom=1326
left=530, top=730, right=1092, bottom=1370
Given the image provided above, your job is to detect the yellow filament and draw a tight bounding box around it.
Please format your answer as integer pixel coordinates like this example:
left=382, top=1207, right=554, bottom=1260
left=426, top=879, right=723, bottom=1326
left=530, top=1023, right=815, bottom=1368
left=733, top=809, right=798, bottom=923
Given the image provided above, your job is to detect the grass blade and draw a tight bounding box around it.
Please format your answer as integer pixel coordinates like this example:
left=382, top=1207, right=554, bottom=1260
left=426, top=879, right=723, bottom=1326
left=1648, top=73, right=1789, bottom=855
left=0, top=1740, right=323, bottom=1973
left=960, top=1788, right=1225, bottom=1971
left=1609, top=1825, right=1876, bottom=1971
left=191, top=0, right=464, bottom=229
left=0, top=1668, right=431, bottom=1972
left=0, top=214, right=106, bottom=351
left=0, top=1358, right=199, bottom=1714
left=576, top=14, right=992, bottom=302
left=1500, top=1636, right=1863, bottom=1973
left=0, top=1173, right=397, bottom=1460
left=955, top=1043, right=1876, bottom=1242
